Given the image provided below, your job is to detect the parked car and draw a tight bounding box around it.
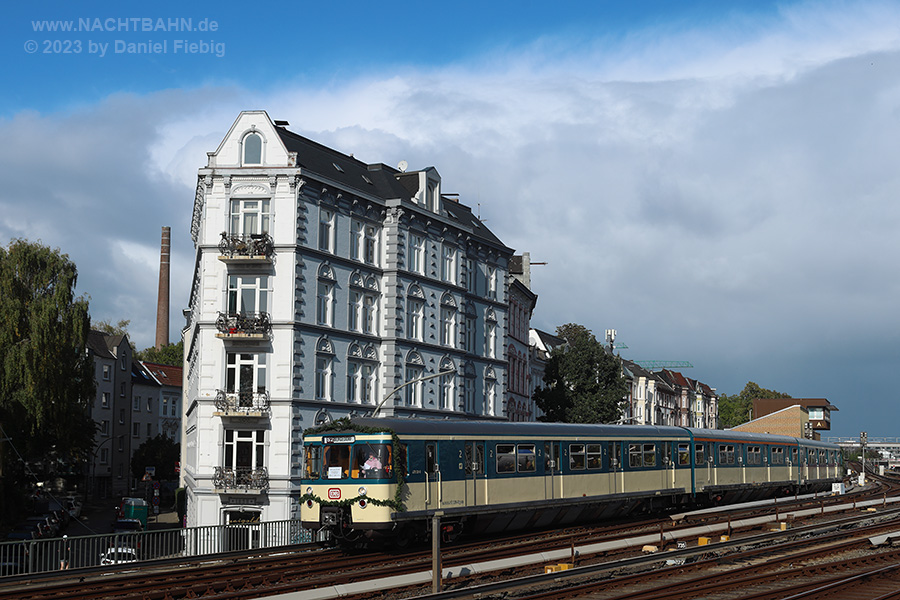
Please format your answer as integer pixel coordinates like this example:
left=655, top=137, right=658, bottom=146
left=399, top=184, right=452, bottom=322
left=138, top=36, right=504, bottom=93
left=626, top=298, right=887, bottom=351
left=99, top=547, right=138, bottom=566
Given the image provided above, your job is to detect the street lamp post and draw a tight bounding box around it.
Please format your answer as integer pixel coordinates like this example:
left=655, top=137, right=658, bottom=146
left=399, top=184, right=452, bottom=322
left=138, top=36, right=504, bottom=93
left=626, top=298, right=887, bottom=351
left=372, top=370, right=457, bottom=418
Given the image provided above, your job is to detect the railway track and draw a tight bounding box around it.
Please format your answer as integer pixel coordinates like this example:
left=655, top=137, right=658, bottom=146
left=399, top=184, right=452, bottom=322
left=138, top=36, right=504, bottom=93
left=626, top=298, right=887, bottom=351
left=2, top=479, right=896, bottom=600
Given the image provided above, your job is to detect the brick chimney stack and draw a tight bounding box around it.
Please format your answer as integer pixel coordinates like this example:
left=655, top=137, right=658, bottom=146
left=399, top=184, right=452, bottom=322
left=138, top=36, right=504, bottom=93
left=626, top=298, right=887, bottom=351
left=155, top=226, right=170, bottom=350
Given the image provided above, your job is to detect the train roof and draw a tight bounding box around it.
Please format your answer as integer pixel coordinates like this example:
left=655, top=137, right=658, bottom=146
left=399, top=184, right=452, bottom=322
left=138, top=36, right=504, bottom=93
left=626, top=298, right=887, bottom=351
left=306, top=418, right=838, bottom=448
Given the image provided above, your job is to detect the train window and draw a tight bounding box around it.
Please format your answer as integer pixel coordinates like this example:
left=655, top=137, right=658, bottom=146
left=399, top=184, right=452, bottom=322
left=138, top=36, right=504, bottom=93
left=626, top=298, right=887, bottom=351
left=819, top=450, right=826, bottom=465
left=792, top=448, right=798, bottom=464
left=718, top=445, right=735, bottom=465
left=305, top=445, right=322, bottom=479
left=497, top=444, right=516, bottom=473
left=772, top=447, right=785, bottom=465
left=353, top=443, right=392, bottom=479
left=642, top=444, right=656, bottom=467
left=569, top=444, right=585, bottom=470
left=629, top=444, right=642, bottom=468
left=323, top=444, right=350, bottom=479
left=678, top=443, right=690, bottom=466
left=426, top=444, right=436, bottom=474
left=585, top=445, right=602, bottom=470
left=747, top=446, right=761, bottom=465
left=695, top=444, right=705, bottom=465
left=517, top=445, right=536, bottom=472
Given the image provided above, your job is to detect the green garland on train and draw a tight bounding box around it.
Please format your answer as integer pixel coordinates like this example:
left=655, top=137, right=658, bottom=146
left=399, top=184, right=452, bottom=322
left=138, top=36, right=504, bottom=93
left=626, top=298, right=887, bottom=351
left=300, top=417, right=406, bottom=512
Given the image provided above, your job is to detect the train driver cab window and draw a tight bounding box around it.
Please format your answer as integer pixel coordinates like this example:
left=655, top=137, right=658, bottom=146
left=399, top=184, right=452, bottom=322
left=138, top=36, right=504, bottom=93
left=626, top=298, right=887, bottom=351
left=353, top=443, right=392, bottom=479
left=586, top=445, right=603, bottom=470
left=305, top=445, right=322, bottom=479
left=569, top=444, right=585, bottom=470
left=323, top=445, right=350, bottom=479
left=517, top=444, right=536, bottom=472
left=678, top=443, right=691, bottom=466
left=496, top=444, right=516, bottom=473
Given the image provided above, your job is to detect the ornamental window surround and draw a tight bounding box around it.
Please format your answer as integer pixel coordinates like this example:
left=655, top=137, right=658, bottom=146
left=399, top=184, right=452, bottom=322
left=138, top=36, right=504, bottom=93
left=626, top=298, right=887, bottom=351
left=405, top=350, right=424, bottom=407
left=317, top=264, right=336, bottom=327
left=407, top=284, right=425, bottom=341
left=319, top=208, right=335, bottom=253
left=315, top=337, right=335, bottom=402
left=347, top=343, right=379, bottom=405
left=442, top=244, right=457, bottom=284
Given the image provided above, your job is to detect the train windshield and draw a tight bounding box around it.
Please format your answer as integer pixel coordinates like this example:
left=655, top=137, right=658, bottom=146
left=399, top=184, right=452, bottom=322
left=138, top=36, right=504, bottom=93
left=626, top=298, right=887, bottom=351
left=353, top=443, right=392, bottom=479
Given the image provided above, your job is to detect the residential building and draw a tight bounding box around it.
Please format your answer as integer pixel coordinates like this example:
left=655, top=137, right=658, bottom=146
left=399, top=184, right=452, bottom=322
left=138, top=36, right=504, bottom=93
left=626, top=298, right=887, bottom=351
left=86, top=331, right=134, bottom=500
left=507, top=254, right=538, bottom=421
left=622, top=363, right=718, bottom=428
left=183, top=111, right=514, bottom=527
left=141, top=362, right=183, bottom=442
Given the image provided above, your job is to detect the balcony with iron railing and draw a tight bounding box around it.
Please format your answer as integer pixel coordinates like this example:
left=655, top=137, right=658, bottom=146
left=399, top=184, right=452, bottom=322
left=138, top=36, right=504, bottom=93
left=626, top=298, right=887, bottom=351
left=213, top=466, right=269, bottom=494
left=217, top=232, right=274, bottom=263
left=215, top=311, right=271, bottom=340
left=213, top=389, right=270, bottom=418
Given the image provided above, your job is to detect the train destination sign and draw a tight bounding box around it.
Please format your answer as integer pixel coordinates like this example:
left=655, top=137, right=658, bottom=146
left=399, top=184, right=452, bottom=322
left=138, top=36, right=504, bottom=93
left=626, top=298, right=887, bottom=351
left=324, top=436, right=355, bottom=444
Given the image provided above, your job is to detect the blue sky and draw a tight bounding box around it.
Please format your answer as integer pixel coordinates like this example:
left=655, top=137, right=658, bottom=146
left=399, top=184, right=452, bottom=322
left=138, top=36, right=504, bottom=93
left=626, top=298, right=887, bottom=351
left=2, top=0, right=898, bottom=439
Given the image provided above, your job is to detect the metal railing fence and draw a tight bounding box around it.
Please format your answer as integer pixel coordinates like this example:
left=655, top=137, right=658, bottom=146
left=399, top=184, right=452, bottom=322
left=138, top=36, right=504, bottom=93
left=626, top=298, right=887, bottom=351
left=0, top=519, right=312, bottom=578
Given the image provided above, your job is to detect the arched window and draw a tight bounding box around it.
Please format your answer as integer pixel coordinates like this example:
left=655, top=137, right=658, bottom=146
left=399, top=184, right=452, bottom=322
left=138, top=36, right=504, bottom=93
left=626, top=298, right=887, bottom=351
left=439, top=357, right=456, bottom=411
left=440, top=293, right=457, bottom=347
left=317, top=264, right=335, bottom=327
left=347, top=343, right=379, bottom=405
left=315, top=338, right=334, bottom=401
left=243, top=132, right=262, bottom=165
left=485, top=308, right=497, bottom=358
left=407, top=284, right=425, bottom=341
left=349, top=273, right=379, bottom=335
left=405, top=350, right=424, bottom=407
left=484, top=367, right=497, bottom=417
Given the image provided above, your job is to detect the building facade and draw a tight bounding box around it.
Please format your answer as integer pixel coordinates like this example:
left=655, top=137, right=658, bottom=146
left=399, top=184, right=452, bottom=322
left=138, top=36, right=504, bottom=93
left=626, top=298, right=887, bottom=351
left=507, top=255, right=538, bottom=421
left=86, top=331, right=134, bottom=500
left=182, top=111, right=514, bottom=527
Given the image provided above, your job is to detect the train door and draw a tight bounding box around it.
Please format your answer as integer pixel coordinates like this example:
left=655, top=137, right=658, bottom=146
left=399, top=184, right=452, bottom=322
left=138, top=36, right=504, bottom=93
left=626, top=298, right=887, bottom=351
left=425, top=442, right=441, bottom=509
left=544, top=442, right=561, bottom=499
left=464, top=441, right=485, bottom=506
left=609, top=442, right=623, bottom=494
left=662, top=442, right=674, bottom=489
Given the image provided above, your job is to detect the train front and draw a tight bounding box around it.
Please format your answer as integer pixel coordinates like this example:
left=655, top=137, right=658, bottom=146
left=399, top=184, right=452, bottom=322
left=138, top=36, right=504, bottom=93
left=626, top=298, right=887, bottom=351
left=300, top=428, right=400, bottom=543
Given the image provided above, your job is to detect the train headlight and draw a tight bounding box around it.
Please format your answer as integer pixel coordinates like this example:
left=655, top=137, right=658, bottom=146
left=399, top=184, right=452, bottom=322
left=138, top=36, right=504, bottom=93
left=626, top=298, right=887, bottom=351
left=358, top=486, right=367, bottom=497
left=306, top=487, right=313, bottom=495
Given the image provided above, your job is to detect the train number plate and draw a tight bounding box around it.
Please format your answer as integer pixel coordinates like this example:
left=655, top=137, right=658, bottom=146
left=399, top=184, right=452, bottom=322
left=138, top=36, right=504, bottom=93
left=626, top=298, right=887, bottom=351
left=328, top=488, right=341, bottom=500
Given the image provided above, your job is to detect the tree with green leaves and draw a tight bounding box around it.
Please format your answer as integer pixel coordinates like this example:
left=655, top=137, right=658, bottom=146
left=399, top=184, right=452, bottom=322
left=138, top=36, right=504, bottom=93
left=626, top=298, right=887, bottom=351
left=718, top=381, right=792, bottom=428
left=534, top=323, right=628, bottom=423
left=135, top=341, right=183, bottom=367
left=130, top=434, right=180, bottom=481
left=0, top=240, right=96, bottom=500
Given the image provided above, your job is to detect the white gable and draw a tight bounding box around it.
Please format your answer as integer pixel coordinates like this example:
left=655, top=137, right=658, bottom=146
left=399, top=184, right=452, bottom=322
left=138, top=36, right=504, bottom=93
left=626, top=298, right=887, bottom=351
left=207, top=110, right=291, bottom=168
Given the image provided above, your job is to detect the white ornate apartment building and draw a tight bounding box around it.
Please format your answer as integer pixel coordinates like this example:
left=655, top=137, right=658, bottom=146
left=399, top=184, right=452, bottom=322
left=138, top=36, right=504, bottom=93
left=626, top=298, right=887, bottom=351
left=182, top=111, right=513, bottom=527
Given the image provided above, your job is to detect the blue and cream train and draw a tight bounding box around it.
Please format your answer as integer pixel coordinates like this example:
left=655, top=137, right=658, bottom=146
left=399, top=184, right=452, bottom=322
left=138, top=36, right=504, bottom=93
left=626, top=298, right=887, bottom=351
left=300, top=418, right=843, bottom=543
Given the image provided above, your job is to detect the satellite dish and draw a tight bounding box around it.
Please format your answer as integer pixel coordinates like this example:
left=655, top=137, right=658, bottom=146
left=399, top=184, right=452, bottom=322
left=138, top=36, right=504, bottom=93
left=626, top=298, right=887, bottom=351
left=398, top=160, right=408, bottom=173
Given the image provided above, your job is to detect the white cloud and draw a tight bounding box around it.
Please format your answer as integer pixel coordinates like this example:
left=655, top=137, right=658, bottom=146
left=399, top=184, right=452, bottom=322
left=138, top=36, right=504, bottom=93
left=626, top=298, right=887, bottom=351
left=1, top=0, right=898, bottom=433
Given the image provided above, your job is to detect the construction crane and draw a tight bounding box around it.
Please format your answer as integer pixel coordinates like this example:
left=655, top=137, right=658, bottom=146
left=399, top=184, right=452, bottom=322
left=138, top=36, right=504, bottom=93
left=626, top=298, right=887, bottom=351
left=631, top=360, right=693, bottom=371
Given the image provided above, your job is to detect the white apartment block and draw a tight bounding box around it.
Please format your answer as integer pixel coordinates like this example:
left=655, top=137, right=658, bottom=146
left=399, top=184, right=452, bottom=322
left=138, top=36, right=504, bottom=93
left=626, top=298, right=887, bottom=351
left=182, top=111, right=513, bottom=527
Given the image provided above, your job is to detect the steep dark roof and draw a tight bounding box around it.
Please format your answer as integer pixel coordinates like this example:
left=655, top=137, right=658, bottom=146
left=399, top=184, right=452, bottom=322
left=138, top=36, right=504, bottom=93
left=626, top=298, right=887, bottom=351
left=275, top=126, right=411, bottom=201
left=275, top=124, right=509, bottom=251
left=87, top=330, right=126, bottom=359
left=132, top=361, right=160, bottom=387
left=533, top=329, right=565, bottom=351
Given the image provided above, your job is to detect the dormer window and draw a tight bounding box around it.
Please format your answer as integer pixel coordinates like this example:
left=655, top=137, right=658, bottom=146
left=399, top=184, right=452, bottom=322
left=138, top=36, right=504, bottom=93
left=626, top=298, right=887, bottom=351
left=243, top=133, right=262, bottom=165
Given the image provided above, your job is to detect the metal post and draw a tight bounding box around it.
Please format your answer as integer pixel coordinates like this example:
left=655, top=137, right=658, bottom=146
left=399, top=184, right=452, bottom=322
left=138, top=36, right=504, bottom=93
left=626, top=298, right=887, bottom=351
left=432, top=512, right=443, bottom=594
